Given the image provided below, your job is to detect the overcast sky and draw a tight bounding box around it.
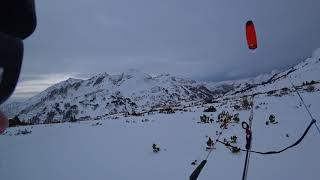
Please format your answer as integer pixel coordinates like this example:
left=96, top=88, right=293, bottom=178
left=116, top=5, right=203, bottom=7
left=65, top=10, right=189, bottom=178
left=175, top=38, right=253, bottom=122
left=11, top=0, right=320, bottom=101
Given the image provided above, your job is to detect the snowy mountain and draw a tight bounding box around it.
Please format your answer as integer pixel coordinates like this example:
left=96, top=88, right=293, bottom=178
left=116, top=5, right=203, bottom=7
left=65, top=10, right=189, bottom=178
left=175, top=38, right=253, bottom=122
left=204, top=69, right=279, bottom=95
left=2, top=69, right=216, bottom=123
left=1, top=49, right=320, bottom=180
left=2, top=49, right=320, bottom=123
left=1, top=72, right=319, bottom=180
left=0, top=101, right=22, bottom=119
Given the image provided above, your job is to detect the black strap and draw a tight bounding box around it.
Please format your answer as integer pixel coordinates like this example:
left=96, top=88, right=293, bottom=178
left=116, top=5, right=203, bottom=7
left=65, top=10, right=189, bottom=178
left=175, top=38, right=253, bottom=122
left=218, top=119, right=316, bottom=155
left=242, top=121, right=252, bottom=180
left=0, top=32, right=23, bottom=104
left=190, top=160, right=207, bottom=180
left=242, top=151, right=250, bottom=180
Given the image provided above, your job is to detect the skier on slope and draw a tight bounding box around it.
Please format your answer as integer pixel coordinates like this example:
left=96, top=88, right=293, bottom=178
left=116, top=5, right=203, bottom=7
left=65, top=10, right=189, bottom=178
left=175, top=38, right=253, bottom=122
left=206, top=137, right=214, bottom=149
left=152, top=143, right=160, bottom=152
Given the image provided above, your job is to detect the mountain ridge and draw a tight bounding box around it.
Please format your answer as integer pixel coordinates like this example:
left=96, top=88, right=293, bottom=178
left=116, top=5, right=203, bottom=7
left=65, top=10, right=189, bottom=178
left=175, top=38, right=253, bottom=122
left=2, top=48, right=320, bottom=122
left=2, top=69, right=216, bottom=122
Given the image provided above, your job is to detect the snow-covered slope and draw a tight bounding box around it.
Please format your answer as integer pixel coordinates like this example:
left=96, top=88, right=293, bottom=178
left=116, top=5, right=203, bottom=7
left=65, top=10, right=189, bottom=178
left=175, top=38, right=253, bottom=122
left=1, top=49, right=320, bottom=180
left=247, top=50, right=320, bottom=94
left=1, top=87, right=319, bottom=180
left=4, top=69, right=215, bottom=123
left=207, top=48, right=320, bottom=97
left=204, top=70, right=279, bottom=95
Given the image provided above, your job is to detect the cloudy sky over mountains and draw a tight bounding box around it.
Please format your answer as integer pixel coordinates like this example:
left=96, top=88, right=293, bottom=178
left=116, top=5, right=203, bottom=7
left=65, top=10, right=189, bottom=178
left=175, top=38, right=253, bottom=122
left=13, top=0, right=320, bottom=100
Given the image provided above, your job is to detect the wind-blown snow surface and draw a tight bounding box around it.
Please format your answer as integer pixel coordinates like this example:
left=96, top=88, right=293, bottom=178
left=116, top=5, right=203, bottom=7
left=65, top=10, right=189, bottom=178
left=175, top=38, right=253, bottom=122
left=1, top=89, right=320, bottom=180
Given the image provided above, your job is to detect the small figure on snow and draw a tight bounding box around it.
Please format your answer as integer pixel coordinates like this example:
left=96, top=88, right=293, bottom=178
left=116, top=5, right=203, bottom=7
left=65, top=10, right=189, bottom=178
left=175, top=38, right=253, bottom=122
left=191, top=160, right=198, bottom=166
left=230, top=146, right=241, bottom=153
left=266, top=114, right=278, bottom=125
left=269, top=114, right=278, bottom=124
left=233, top=113, right=240, bottom=123
left=206, top=137, right=214, bottom=150
left=152, top=143, right=160, bottom=153
left=200, top=115, right=210, bottom=123
left=210, top=118, right=214, bottom=123
left=230, top=135, right=237, bottom=144
left=220, top=117, right=228, bottom=129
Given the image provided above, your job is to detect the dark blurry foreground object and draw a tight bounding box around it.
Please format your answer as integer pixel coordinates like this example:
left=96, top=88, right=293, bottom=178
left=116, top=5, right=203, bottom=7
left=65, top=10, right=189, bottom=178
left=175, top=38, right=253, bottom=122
left=0, top=33, right=23, bottom=105
left=0, top=0, right=37, bottom=40
left=246, top=20, right=257, bottom=50
left=0, top=0, right=37, bottom=133
left=0, top=0, right=37, bottom=105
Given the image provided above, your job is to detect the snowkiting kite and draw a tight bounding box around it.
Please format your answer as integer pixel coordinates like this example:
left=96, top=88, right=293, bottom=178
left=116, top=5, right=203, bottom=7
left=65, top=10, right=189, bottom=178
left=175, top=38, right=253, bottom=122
left=246, top=20, right=257, bottom=50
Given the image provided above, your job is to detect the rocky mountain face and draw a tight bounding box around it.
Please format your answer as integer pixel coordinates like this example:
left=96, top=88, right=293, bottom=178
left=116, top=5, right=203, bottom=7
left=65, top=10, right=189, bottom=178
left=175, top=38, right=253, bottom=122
left=2, top=69, right=216, bottom=123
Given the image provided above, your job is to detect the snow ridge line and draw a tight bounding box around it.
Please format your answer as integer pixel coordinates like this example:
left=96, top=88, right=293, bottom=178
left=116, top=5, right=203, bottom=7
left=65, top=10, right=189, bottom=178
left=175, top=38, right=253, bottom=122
left=231, top=68, right=297, bottom=95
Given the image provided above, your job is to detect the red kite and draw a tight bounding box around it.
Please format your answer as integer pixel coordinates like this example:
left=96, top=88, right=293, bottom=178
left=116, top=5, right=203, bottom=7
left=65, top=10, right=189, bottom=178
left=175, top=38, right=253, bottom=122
left=246, top=20, right=257, bottom=50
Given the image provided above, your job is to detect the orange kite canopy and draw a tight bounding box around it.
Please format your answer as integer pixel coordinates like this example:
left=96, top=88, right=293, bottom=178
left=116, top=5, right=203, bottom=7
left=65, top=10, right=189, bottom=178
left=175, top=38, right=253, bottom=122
left=246, top=20, right=257, bottom=50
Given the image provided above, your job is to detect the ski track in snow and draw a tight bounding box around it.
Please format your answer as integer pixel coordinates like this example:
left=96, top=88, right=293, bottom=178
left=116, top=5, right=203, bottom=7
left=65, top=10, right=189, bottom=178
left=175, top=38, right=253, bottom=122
left=1, top=91, right=320, bottom=180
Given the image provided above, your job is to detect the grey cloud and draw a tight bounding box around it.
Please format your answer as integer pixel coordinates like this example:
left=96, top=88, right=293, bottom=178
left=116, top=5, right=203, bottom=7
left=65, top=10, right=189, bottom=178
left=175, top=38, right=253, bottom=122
left=12, top=0, right=320, bottom=100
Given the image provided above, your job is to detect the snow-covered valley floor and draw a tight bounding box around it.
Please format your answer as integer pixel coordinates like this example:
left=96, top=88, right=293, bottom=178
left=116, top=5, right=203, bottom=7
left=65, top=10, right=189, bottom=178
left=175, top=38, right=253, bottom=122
left=1, top=91, right=320, bottom=180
